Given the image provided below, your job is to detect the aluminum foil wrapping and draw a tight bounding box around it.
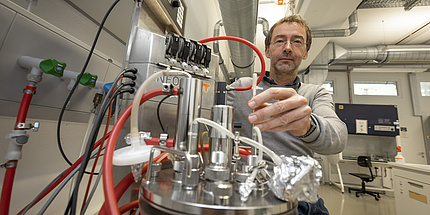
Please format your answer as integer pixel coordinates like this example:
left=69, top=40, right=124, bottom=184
left=238, top=179, right=256, bottom=202
left=268, top=155, right=322, bottom=203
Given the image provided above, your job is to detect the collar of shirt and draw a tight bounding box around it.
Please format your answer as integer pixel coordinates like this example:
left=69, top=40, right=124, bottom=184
left=263, top=71, right=301, bottom=89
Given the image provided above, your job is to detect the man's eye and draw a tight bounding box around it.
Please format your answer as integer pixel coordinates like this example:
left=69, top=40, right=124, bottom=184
left=293, top=40, right=303, bottom=45
left=275, top=40, right=285, bottom=44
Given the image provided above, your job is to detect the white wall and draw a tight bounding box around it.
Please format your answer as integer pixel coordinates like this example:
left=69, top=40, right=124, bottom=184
left=0, top=0, right=223, bottom=214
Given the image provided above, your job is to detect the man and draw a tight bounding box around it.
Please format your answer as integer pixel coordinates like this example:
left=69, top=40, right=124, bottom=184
left=227, top=15, right=347, bottom=214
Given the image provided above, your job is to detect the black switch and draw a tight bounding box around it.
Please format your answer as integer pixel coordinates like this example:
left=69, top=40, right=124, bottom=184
left=171, top=0, right=180, bottom=7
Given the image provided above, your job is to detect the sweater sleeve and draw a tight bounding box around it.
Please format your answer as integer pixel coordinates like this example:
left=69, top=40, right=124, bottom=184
left=300, top=86, right=347, bottom=155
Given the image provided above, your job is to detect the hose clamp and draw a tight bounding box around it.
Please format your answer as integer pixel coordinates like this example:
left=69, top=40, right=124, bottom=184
left=15, top=122, right=40, bottom=132
left=1, top=162, right=18, bottom=169
left=23, top=88, right=36, bottom=95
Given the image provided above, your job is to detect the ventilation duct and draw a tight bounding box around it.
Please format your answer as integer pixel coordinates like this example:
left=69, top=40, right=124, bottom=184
left=213, top=17, right=269, bottom=83
left=218, top=0, right=259, bottom=79
left=332, top=44, right=430, bottom=64
left=312, top=10, right=358, bottom=38
left=306, top=42, right=430, bottom=85
left=358, top=0, right=430, bottom=11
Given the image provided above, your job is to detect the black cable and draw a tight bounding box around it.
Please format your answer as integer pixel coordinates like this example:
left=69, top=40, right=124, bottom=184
left=157, top=95, right=173, bottom=133
left=57, top=79, right=130, bottom=176
left=66, top=81, right=133, bottom=214
left=66, top=87, right=132, bottom=215
left=56, top=0, right=123, bottom=168
left=62, top=1, right=122, bottom=214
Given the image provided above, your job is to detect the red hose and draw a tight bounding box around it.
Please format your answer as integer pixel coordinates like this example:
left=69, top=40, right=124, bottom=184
left=144, top=138, right=175, bottom=147
left=198, top=36, right=265, bottom=91
left=118, top=200, right=139, bottom=214
left=0, top=161, right=17, bottom=215
left=99, top=154, right=168, bottom=215
left=1, top=84, right=36, bottom=215
left=17, top=132, right=111, bottom=215
left=103, top=88, right=179, bottom=215
left=15, top=85, right=37, bottom=125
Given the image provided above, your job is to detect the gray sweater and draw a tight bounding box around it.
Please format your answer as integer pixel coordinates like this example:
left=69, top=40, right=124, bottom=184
left=226, top=76, right=347, bottom=158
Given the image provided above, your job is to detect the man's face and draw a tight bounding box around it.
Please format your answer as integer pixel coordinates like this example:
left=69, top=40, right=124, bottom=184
left=265, top=22, right=309, bottom=75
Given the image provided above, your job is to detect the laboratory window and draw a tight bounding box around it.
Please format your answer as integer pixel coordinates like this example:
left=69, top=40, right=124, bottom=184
left=322, top=80, right=334, bottom=94
left=353, top=81, right=398, bottom=96
left=420, top=82, right=430, bottom=96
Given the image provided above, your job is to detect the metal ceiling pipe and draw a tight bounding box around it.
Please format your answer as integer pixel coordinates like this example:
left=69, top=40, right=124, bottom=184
left=358, top=0, right=430, bottom=9
left=312, top=10, right=358, bottom=38
left=404, top=0, right=421, bottom=11
left=335, top=44, right=430, bottom=62
left=212, top=20, right=231, bottom=83
left=258, top=17, right=269, bottom=36
left=218, top=0, right=259, bottom=78
left=212, top=17, right=269, bottom=83
left=305, top=43, right=430, bottom=85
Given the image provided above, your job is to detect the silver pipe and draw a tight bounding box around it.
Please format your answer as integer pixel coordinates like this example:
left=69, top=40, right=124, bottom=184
left=336, top=45, right=430, bottom=62
left=175, top=78, right=202, bottom=153
left=312, top=10, right=358, bottom=38
left=218, top=0, right=259, bottom=78
left=146, top=146, right=186, bottom=181
left=213, top=20, right=231, bottom=83
left=208, top=105, right=234, bottom=169
left=258, top=17, right=269, bottom=36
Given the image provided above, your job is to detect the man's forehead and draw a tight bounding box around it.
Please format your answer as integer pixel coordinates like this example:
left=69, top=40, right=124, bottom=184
left=273, top=22, right=306, bottom=37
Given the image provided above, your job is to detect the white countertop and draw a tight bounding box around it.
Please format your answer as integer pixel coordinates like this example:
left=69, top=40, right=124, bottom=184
left=389, top=162, right=430, bottom=174
left=338, top=159, right=430, bottom=173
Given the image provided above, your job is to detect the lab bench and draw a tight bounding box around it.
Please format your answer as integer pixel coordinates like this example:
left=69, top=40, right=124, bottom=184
left=391, top=163, right=430, bottom=215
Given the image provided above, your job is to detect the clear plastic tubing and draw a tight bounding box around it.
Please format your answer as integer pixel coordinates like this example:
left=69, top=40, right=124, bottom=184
left=252, top=126, right=263, bottom=162
left=194, top=118, right=281, bottom=165
left=130, top=69, right=191, bottom=143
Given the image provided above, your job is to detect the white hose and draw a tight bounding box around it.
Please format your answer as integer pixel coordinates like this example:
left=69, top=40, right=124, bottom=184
left=238, top=136, right=282, bottom=166
left=194, top=118, right=235, bottom=139
left=194, top=118, right=281, bottom=165
left=130, top=69, right=191, bottom=143
left=253, top=126, right=263, bottom=162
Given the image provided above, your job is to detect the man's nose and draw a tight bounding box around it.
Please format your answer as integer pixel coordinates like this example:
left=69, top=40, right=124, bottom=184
left=282, top=42, right=293, bottom=52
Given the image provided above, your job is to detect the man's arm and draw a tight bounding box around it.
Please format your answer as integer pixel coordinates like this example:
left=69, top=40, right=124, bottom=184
left=247, top=86, right=347, bottom=155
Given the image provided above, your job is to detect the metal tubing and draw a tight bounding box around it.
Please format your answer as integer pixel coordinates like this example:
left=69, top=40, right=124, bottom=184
left=175, top=78, right=202, bottom=153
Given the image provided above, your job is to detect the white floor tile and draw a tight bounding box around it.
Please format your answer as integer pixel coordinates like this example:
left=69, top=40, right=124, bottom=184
left=318, top=184, right=396, bottom=215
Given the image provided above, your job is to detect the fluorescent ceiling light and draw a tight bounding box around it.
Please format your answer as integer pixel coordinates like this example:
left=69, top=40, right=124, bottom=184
left=386, top=48, right=430, bottom=51
left=352, top=67, right=427, bottom=73
left=384, top=45, right=430, bottom=52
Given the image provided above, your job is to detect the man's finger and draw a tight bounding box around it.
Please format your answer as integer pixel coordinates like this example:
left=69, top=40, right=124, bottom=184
left=248, top=88, right=297, bottom=109
left=248, top=96, right=307, bottom=124
left=253, top=105, right=311, bottom=132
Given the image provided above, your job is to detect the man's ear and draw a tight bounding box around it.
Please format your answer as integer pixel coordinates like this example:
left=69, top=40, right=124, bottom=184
left=265, top=46, right=270, bottom=58
left=302, top=50, right=309, bottom=60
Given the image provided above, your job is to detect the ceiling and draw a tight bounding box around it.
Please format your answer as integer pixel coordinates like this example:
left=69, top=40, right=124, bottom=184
left=66, top=0, right=430, bottom=72
left=257, top=0, right=430, bottom=71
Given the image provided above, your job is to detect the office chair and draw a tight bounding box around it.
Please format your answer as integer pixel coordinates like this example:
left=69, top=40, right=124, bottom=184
left=348, top=156, right=381, bottom=201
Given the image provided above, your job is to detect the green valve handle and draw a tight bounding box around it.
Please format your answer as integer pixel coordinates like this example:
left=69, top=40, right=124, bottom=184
left=39, top=58, right=66, bottom=77
left=79, top=73, right=98, bottom=88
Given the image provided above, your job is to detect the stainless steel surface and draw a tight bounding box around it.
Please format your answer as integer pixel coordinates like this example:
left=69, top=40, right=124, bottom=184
left=139, top=168, right=298, bottom=215
left=126, top=27, right=217, bottom=110
left=175, top=78, right=202, bottom=152
left=205, top=105, right=234, bottom=182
